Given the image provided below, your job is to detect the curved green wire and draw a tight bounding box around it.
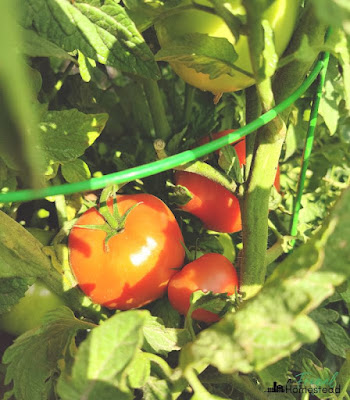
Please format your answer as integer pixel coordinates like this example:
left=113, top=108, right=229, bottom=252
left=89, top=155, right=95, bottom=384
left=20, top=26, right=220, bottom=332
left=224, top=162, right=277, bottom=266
left=0, top=58, right=326, bottom=204
left=290, top=50, right=331, bottom=246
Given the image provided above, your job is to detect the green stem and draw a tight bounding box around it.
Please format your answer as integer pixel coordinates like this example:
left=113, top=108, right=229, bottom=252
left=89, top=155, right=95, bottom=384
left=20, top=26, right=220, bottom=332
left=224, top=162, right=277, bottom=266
left=47, top=62, right=74, bottom=103
left=52, top=176, right=67, bottom=229
left=184, top=368, right=211, bottom=398
left=184, top=84, right=195, bottom=125
left=244, top=86, right=261, bottom=181
left=240, top=1, right=283, bottom=299
left=240, top=119, right=286, bottom=298
left=290, top=43, right=330, bottom=248
left=144, top=352, right=173, bottom=378
left=143, top=79, right=171, bottom=141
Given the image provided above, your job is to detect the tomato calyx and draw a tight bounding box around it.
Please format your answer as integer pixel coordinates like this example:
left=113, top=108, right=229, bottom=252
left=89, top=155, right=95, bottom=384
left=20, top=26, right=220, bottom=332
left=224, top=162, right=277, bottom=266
left=75, top=186, right=141, bottom=251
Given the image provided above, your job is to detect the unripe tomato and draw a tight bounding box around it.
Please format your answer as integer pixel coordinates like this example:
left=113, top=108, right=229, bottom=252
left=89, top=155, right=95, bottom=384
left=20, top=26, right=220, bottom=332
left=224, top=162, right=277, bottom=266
left=69, top=194, right=185, bottom=310
left=0, top=280, right=65, bottom=336
left=167, top=253, right=239, bottom=323
left=156, top=0, right=299, bottom=94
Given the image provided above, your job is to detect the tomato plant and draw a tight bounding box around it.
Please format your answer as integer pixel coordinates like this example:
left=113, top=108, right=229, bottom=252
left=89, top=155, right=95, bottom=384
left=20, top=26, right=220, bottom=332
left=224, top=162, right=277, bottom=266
left=0, top=280, right=65, bottom=336
left=1, top=1, right=349, bottom=400
left=167, top=253, right=239, bottom=323
left=69, top=194, right=185, bottom=310
left=155, top=0, right=300, bottom=93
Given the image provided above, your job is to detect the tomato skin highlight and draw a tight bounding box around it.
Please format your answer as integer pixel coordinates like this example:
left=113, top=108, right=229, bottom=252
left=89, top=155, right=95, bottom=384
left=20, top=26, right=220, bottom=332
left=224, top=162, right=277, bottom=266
left=155, top=0, right=300, bottom=94
left=167, top=253, right=239, bottom=323
left=69, top=194, right=185, bottom=310
left=0, top=280, right=65, bottom=336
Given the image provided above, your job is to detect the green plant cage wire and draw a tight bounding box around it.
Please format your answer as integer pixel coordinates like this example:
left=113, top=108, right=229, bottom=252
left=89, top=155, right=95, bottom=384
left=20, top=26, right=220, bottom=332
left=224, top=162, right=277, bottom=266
left=0, top=42, right=331, bottom=245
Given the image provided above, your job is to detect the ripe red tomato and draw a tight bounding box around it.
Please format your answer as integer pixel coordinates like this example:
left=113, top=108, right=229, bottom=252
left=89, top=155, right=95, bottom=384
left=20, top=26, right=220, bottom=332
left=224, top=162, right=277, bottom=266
left=167, top=253, right=239, bottom=323
left=175, top=170, right=242, bottom=233
left=175, top=131, right=280, bottom=233
left=69, top=194, right=185, bottom=310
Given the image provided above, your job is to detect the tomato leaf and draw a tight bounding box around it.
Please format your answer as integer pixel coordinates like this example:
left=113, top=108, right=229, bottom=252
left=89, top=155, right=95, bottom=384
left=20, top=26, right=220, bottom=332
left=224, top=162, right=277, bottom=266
left=143, top=316, right=191, bottom=356
left=257, top=357, right=291, bottom=388
left=2, top=307, right=94, bottom=400
left=126, top=351, right=151, bottom=389
left=310, top=308, right=350, bottom=358
left=20, top=28, right=76, bottom=61
left=22, top=0, right=160, bottom=79
left=61, top=159, right=91, bottom=183
left=37, top=109, right=107, bottom=178
left=57, top=310, right=148, bottom=400
left=155, top=33, right=248, bottom=80
left=142, top=376, right=172, bottom=400
left=180, top=188, right=350, bottom=374
left=218, top=145, right=243, bottom=184
left=0, top=277, right=35, bottom=315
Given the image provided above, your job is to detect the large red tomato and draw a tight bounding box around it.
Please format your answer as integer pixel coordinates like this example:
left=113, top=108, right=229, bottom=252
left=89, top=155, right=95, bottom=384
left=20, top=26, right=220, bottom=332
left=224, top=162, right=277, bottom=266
left=167, top=253, right=239, bottom=323
left=69, top=194, right=185, bottom=310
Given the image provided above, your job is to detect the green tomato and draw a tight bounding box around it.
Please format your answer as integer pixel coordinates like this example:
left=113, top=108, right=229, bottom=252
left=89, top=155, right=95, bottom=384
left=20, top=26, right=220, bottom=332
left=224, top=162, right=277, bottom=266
left=0, top=280, right=65, bottom=336
left=155, top=0, right=300, bottom=94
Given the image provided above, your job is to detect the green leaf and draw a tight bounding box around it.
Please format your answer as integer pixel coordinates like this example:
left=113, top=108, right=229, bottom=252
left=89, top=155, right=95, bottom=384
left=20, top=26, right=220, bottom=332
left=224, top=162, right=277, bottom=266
left=180, top=188, right=350, bottom=375
left=77, top=50, right=96, bottom=83
left=312, top=0, right=350, bottom=35
left=155, top=33, right=241, bottom=80
left=61, top=159, right=91, bottom=183
left=0, top=277, right=34, bottom=314
left=2, top=307, right=94, bottom=400
left=142, top=376, right=172, bottom=400
left=20, top=28, right=75, bottom=60
left=57, top=310, right=148, bottom=400
left=148, top=297, right=181, bottom=328
left=310, top=308, right=350, bottom=358
left=37, top=109, right=108, bottom=176
left=291, top=348, right=322, bottom=372
left=126, top=351, right=151, bottom=389
left=218, top=145, right=243, bottom=183
left=26, top=0, right=160, bottom=79
left=257, top=357, right=291, bottom=388
left=143, top=316, right=191, bottom=356
left=0, top=211, right=55, bottom=280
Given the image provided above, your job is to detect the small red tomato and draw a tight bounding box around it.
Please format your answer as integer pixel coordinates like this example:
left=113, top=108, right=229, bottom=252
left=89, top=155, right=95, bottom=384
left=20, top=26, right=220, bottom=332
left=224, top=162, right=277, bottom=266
left=167, top=253, right=239, bottom=323
left=175, top=170, right=242, bottom=233
left=69, top=194, right=185, bottom=310
left=175, top=130, right=280, bottom=233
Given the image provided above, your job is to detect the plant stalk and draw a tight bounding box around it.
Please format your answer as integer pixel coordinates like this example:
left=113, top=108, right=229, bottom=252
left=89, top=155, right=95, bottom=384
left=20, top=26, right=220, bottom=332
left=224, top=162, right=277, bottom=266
left=143, top=79, right=172, bottom=141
